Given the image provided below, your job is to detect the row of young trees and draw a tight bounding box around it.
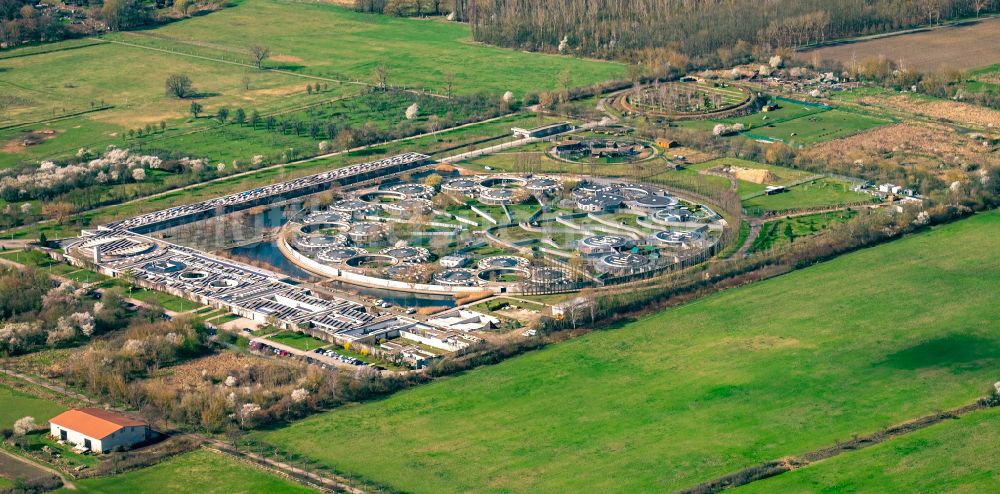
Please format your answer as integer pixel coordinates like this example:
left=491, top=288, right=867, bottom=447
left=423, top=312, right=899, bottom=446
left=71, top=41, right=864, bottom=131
left=462, top=0, right=998, bottom=62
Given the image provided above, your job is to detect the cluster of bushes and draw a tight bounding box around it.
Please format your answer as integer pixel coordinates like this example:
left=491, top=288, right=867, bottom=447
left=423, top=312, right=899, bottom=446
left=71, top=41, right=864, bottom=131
left=0, top=0, right=229, bottom=50
left=0, top=268, right=139, bottom=356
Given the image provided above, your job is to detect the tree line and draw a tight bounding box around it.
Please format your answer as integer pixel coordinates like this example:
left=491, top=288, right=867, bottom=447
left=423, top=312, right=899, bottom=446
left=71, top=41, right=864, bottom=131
left=461, top=0, right=998, bottom=63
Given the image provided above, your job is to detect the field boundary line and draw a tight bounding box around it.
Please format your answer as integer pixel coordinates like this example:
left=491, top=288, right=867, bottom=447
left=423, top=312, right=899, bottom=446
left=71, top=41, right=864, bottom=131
left=676, top=396, right=999, bottom=494
left=0, top=38, right=107, bottom=61
left=204, top=440, right=367, bottom=494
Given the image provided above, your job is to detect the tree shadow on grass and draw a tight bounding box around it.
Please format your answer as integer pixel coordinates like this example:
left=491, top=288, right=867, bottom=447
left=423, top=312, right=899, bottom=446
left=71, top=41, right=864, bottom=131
left=267, top=64, right=306, bottom=72
left=878, top=333, right=1000, bottom=373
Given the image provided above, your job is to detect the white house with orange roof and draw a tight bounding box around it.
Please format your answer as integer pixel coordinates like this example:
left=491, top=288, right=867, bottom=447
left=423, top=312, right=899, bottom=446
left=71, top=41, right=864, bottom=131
left=49, top=408, right=150, bottom=453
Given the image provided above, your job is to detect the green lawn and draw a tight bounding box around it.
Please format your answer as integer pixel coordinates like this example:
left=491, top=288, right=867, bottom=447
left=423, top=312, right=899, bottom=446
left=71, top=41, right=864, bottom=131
left=128, top=0, right=625, bottom=95
left=253, top=211, right=1000, bottom=493
left=737, top=407, right=1000, bottom=493
left=267, top=331, right=329, bottom=351
left=743, top=178, right=870, bottom=215
left=126, top=287, right=202, bottom=313
left=0, top=381, right=66, bottom=427
left=65, top=449, right=317, bottom=494
left=0, top=250, right=77, bottom=277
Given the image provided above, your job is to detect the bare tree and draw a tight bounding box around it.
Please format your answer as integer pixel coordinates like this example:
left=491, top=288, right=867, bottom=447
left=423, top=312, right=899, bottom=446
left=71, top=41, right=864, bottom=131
left=248, top=44, right=271, bottom=69
left=373, top=63, right=390, bottom=91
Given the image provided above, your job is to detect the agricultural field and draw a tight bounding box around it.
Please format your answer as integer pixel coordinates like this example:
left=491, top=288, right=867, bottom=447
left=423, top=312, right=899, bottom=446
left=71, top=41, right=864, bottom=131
left=738, top=407, right=1000, bottom=493
left=799, top=17, right=1000, bottom=71
left=743, top=178, right=870, bottom=215
left=252, top=211, right=1000, bottom=493
left=65, top=449, right=318, bottom=494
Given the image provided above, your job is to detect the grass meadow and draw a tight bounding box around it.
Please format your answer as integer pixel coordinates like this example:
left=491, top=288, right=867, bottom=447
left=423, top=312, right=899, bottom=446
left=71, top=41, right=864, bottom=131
left=0, top=379, right=66, bottom=427
left=64, top=449, right=317, bottom=494
left=123, top=0, right=625, bottom=95
left=252, top=211, right=1000, bottom=493
left=737, top=407, right=1000, bottom=493
left=743, top=178, right=870, bottom=215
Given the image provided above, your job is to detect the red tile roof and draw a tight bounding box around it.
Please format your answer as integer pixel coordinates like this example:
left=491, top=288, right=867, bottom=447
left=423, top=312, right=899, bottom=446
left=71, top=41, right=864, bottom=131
left=49, top=408, right=147, bottom=440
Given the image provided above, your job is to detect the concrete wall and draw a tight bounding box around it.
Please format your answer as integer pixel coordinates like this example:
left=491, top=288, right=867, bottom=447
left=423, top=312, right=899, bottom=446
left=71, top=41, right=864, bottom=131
left=278, top=235, right=496, bottom=295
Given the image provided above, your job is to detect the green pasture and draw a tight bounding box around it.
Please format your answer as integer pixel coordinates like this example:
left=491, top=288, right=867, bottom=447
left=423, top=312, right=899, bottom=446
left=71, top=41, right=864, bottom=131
left=252, top=211, right=1000, bottom=493
left=127, top=0, right=625, bottom=95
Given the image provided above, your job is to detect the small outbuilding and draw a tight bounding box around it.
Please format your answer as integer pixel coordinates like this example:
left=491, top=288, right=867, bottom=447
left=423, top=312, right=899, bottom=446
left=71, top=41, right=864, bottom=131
left=49, top=408, right=150, bottom=453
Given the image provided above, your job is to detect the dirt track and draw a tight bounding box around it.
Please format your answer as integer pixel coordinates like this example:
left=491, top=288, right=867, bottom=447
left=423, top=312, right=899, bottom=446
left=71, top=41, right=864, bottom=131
left=800, top=17, right=1000, bottom=71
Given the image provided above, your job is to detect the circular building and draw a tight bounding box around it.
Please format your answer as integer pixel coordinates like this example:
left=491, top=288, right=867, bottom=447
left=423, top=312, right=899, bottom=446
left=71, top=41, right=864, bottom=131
left=652, top=206, right=692, bottom=223
left=433, top=268, right=479, bottom=286
left=576, top=192, right=624, bottom=212
left=654, top=230, right=704, bottom=247
left=478, top=255, right=531, bottom=270
left=318, top=247, right=363, bottom=264
left=526, top=176, right=562, bottom=194
left=479, top=176, right=528, bottom=189
left=386, top=183, right=434, bottom=198
left=477, top=267, right=531, bottom=284
left=480, top=188, right=518, bottom=205
left=332, top=199, right=378, bottom=218
left=346, top=222, right=386, bottom=243
left=529, top=267, right=570, bottom=285
left=385, top=263, right=426, bottom=281
left=303, top=211, right=350, bottom=225
left=598, top=253, right=650, bottom=273
left=295, top=234, right=348, bottom=251
left=628, top=194, right=678, bottom=212
left=578, top=235, right=632, bottom=255
left=442, top=178, right=480, bottom=195
left=380, top=246, right=431, bottom=263
left=599, top=184, right=657, bottom=201
left=572, top=181, right=604, bottom=197
left=345, top=254, right=397, bottom=269
left=382, top=198, right=433, bottom=217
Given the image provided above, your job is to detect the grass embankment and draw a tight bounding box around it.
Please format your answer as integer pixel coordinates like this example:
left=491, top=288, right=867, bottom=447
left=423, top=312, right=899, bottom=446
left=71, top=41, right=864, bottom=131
left=737, top=407, right=1000, bottom=493
left=252, top=211, right=1000, bottom=493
